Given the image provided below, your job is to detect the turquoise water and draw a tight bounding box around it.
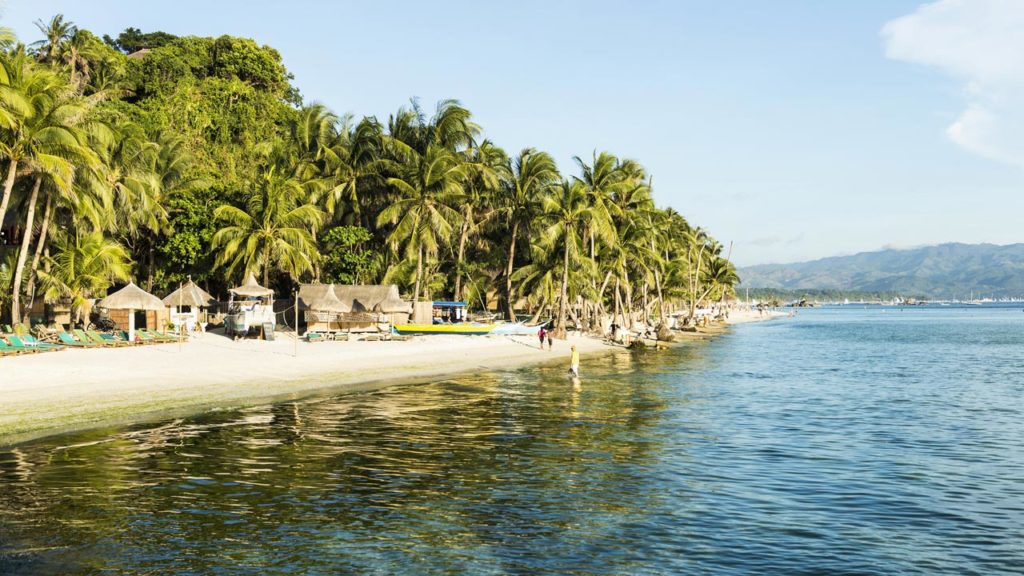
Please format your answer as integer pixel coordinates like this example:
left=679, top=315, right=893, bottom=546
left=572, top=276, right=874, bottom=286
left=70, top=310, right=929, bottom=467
left=1, top=306, right=1023, bottom=574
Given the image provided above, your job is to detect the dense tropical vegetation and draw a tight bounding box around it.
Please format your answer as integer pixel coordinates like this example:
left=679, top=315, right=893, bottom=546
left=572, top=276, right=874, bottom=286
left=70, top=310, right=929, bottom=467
left=0, top=16, right=739, bottom=335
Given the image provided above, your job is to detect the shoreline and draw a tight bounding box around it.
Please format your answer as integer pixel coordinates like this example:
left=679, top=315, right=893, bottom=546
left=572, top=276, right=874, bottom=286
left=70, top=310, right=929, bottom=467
left=0, top=312, right=785, bottom=447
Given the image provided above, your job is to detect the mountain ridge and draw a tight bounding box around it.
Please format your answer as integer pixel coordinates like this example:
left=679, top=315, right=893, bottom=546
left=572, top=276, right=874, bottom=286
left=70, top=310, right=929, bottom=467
left=737, top=243, right=1024, bottom=298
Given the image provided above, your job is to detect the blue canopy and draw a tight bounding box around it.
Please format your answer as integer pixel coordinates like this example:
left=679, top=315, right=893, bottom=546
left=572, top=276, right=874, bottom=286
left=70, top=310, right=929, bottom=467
left=432, top=301, right=467, bottom=308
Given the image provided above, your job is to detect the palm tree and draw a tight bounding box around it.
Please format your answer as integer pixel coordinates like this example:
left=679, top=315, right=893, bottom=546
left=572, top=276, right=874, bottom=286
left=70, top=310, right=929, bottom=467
left=377, top=144, right=466, bottom=301
left=36, top=229, right=131, bottom=327
left=5, top=67, right=93, bottom=323
left=497, top=148, right=558, bottom=320
left=211, top=164, right=325, bottom=287
left=453, top=140, right=507, bottom=301
left=539, top=179, right=614, bottom=338
left=32, top=14, right=75, bottom=65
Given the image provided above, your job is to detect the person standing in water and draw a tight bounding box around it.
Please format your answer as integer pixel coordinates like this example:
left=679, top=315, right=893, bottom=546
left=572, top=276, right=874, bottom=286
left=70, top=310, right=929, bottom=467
left=569, top=344, right=580, bottom=377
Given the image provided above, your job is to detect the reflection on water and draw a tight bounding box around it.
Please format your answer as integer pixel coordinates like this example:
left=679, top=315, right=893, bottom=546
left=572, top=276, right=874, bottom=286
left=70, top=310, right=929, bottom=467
left=1, top=308, right=1023, bottom=574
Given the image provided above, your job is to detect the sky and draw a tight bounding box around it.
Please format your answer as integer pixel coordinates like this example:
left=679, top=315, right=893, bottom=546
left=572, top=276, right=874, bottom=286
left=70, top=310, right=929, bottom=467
left=1, top=0, right=1021, bottom=266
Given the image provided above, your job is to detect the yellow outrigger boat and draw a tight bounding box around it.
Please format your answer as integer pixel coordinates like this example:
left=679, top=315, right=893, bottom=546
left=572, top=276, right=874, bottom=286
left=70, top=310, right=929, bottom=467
left=393, top=323, right=496, bottom=335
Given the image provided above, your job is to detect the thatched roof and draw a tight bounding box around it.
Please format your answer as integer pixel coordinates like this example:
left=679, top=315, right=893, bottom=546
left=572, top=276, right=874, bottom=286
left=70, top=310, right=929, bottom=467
left=304, top=284, right=350, bottom=313
left=298, top=284, right=411, bottom=314
left=162, top=280, right=216, bottom=308
left=230, top=272, right=274, bottom=297
left=98, top=282, right=165, bottom=311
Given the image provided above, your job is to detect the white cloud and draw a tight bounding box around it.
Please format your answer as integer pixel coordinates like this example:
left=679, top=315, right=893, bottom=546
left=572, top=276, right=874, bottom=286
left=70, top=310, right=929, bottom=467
left=882, top=0, right=1024, bottom=166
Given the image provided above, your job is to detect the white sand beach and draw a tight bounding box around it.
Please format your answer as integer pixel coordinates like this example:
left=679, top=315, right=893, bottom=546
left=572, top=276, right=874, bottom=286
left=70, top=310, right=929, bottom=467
left=0, top=332, right=612, bottom=445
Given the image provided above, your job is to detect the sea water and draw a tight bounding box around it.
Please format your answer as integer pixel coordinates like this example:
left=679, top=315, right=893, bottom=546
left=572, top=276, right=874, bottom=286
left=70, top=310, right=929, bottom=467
left=1, top=305, right=1022, bottom=574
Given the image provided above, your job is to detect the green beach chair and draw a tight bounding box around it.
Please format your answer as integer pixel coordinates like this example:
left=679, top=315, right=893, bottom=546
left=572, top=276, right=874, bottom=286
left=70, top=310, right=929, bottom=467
left=0, top=338, right=24, bottom=355
left=74, top=329, right=112, bottom=347
left=86, top=330, right=130, bottom=347
left=140, top=329, right=176, bottom=343
left=58, top=331, right=96, bottom=347
left=20, top=334, right=66, bottom=351
left=4, top=335, right=51, bottom=353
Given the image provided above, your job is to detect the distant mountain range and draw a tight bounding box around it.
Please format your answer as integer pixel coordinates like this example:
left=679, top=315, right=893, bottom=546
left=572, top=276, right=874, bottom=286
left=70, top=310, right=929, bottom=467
left=737, top=243, right=1024, bottom=299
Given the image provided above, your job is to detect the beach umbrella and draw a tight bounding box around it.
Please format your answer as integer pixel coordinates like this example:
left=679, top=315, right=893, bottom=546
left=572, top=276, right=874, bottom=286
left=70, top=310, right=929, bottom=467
left=162, top=280, right=215, bottom=308
left=230, top=272, right=274, bottom=298
left=97, top=282, right=164, bottom=342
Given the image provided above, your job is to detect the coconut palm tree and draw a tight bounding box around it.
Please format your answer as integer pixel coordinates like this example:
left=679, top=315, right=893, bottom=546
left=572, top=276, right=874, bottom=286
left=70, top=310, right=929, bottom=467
left=539, top=179, right=614, bottom=338
left=496, top=147, right=558, bottom=320
left=5, top=69, right=94, bottom=323
left=211, top=164, right=325, bottom=287
left=32, top=14, right=75, bottom=65
left=453, top=139, right=507, bottom=301
left=36, top=229, right=131, bottom=327
left=377, top=144, right=467, bottom=301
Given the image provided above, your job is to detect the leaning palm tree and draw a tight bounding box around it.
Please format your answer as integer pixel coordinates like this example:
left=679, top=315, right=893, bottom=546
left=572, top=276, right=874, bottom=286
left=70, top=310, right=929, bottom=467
left=36, top=229, right=131, bottom=327
left=211, top=164, right=325, bottom=287
left=377, top=144, right=466, bottom=301
left=539, top=179, right=614, bottom=338
left=496, top=147, right=558, bottom=320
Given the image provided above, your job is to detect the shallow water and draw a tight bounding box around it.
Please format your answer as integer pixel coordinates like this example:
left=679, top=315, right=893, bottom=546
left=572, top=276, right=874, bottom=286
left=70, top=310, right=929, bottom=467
left=2, top=306, right=1023, bottom=574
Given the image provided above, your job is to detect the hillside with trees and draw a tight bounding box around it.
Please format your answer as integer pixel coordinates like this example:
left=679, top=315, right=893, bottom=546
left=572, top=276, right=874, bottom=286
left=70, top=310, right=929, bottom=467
left=738, top=243, right=1024, bottom=299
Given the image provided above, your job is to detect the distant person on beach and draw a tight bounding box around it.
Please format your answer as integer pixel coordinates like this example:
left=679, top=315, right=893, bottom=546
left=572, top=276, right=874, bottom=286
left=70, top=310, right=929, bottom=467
left=538, top=327, right=546, bottom=349
left=547, top=331, right=553, bottom=350
left=569, top=344, right=580, bottom=377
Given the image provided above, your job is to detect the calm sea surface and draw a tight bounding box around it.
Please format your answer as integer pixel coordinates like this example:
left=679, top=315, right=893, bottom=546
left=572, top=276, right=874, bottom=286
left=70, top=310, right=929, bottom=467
left=1, top=306, right=1023, bottom=574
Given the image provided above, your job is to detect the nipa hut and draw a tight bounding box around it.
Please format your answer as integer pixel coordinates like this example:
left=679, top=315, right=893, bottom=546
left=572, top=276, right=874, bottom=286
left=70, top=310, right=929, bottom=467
left=163, top=279, right=216, bottom=333
left=97, top=282, right=167, bottom=342
left=298, top=284, right=411, bottom=334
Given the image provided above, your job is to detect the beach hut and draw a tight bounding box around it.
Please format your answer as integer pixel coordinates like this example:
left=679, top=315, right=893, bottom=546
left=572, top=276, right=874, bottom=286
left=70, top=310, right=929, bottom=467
left=303, top=284, right=351, bottom=333
left=298, top=284, right=411, bottom=334
left=225, top=272, right=276, bottom=338
left=97, top=282, right=167, bottom=342
left=162, top=279, right=216, bottom=333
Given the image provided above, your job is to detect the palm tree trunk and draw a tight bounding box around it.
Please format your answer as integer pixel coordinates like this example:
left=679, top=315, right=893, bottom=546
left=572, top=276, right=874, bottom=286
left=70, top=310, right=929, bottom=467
left=556, top=238, right=570, bottom=338
left=454, top=220, right=468, bottom=301
left=654, top=268, right=666, bottom=326
left=504, top=220, right=519, bottom=321
left=413, top=242, right=423, bottom=302
left=0, top=159, right=19, bottom=242
left=11, top=176, right=41, bottom=325
left=146, top=244, right=155, bottom=292
left=29, top=194, right=52, bottom=277
left=263, top=244, right=271, bottom=288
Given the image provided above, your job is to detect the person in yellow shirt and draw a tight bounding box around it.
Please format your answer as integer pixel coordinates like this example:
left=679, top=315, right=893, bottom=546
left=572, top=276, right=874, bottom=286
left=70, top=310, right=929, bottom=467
left=569, top=344, right=580, bottom=377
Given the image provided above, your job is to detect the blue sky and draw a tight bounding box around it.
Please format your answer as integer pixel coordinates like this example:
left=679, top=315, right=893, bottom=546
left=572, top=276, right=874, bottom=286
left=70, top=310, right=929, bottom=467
left=2, top=0, right=1021, bottom=265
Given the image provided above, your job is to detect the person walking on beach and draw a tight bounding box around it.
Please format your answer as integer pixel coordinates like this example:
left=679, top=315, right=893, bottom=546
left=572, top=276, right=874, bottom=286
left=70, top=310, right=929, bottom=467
left=538, top=326, right=546, bottom=349
left=547, top=330, right=553, bottom=350
left=569, top=344, right=580, bottom=377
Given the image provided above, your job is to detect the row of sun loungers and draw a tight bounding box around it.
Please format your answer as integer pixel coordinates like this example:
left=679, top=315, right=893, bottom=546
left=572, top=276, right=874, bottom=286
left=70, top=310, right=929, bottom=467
left=0, top=328, right=181, bottom=355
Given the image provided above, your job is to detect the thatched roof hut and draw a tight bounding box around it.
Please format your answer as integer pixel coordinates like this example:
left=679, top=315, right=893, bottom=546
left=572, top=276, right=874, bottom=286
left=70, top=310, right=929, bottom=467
left=305, top=284, right=350, bottom=313
left=162, top=280, right=216, bottom=308
left=99, top=282, right=164, bottom=311
left=298, top=284, right=411, bottom=333
left=97, top=282, right=167, bottom=341
left=231, top=272, right=274, bottom=298
left=298, top=284, right=410, bottom=313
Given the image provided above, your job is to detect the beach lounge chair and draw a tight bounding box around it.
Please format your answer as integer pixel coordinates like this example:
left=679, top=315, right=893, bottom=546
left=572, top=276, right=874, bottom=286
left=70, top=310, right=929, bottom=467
left=0, top=338, right=25, bottom=355
left=5, top=335, right=55, bottom=353
left=20, top=334, right=66, bottom=351
left=140, top=329, right=176, bottom=343
left=306, top=332, right=324, bottom=342
left=74, top=329, right=115, bottom=347
left=85, top=330, right=131, bottom=347
left=58, top=331, right=96, bottom=347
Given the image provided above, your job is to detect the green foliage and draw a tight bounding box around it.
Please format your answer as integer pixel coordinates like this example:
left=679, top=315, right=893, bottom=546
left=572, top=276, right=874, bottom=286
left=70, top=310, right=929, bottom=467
left=103, top=27, right=178, bottom=54
left=156, top=186, right=220, bottom=288
left=320, top=226, right=375, bottom=285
